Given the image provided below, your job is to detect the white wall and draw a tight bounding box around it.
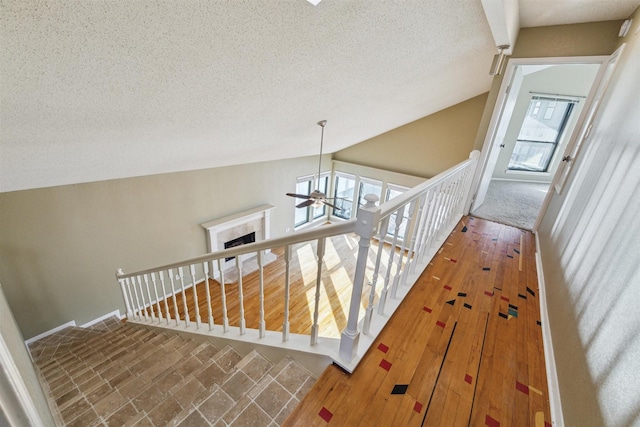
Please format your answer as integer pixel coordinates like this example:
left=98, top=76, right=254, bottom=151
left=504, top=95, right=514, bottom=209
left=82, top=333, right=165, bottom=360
left=537, top=9, right=640, bottom=427
left=491, top=64, right=600, bottom=183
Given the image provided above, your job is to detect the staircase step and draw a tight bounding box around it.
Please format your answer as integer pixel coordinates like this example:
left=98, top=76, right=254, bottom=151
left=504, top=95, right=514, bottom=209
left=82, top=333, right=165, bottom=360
left=31, top=318, right=318, bottom=426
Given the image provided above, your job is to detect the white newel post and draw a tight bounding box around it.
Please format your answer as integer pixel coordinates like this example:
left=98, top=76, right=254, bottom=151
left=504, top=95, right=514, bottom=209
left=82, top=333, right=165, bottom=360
left=311, top=237, right=326, bottom=346
left=339, top=194, right=380, bottom=363
left=116, top=269, right=133, bottom=319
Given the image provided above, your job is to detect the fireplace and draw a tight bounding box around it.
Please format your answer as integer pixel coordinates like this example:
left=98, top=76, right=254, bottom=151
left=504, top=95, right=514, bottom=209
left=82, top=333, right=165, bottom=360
left=224, top=232, right=256, bottom=262
left=200, top=205, right=277, bottom=282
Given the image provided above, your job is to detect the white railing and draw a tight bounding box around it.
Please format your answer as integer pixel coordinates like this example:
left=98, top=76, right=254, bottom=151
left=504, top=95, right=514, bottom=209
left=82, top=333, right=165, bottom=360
left=116, top=151, right=479, bottom=372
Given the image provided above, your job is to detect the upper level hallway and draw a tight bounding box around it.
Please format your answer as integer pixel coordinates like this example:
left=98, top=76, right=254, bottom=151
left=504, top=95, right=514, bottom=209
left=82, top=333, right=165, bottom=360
left=285, top=217, right=551, bottom=426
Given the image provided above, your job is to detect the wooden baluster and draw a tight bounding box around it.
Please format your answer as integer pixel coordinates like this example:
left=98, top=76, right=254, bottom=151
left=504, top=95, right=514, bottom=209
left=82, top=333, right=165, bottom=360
left=423, top=183, right=444, bottom=260
left=340, top=194, right=380, bottom=363
left=390, top=205, right=406, bottom=300
left=150, top=272, right=163, bottom=323
left=438, top=179, right=451, bottom=230
left=143, top=274, right=156, bottom=321
left=202, top=262, right=214, bottom=331
left=131, top=276, right=144, bottom=320
left=397, top=199, right=416, bottom=286
left=178, top=267, right=190, bottom=327
left=283, top=245, right=291, bottom=342
left=257, top=251, right=266, bottom=339
left=405, top=194, right=425, bottom=276
left=311, top=237, right=326, bottom=346
left=462, top=167, right=474, bottom=212
left=235, top=257, right=246, bottom=335
left=189, top=265, right=201, bottom=328
left=440, top=177, right=455, bottom=235
left=442, top=176, right=458, bottom=230
left=122, top=277, right=137, bottom=320
left=217, top=259, right=229, bottom=332
left=401, top=199, right=419, bottom=286
left=158, top=271, right=171, bottom=325
left=167, top=268, right=180, bottom=326
left=453, top=172, right=465, bottom=210
left=411, top=192, right=431, bottom=273
left=379, top=205, right=401, bottom=314
left=364, top=216, right=390, bottom=336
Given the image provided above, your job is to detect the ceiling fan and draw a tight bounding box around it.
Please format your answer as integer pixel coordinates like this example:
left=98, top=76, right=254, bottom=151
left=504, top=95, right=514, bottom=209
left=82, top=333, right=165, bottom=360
left=286, top=120, right=341, bottom=210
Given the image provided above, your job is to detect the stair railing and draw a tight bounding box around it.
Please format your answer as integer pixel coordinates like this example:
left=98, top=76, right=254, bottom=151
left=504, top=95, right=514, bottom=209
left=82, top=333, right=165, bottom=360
left=116, top=150, right=479, bottom=372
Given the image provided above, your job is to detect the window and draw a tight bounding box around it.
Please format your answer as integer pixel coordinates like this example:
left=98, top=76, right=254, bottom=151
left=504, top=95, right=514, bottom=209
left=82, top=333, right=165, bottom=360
left=333, top=173, right=356, bottom=220
left=385, top=185, right=410, bottom=237
left=294, top=174, right=329, bottom=227
left=357, top=178, right=382, bottom=213
left=294, top=178, right=311, bottom=227
left=508, top=97, right=576, bottom=173
left=312, top=175, right=329, bottom=220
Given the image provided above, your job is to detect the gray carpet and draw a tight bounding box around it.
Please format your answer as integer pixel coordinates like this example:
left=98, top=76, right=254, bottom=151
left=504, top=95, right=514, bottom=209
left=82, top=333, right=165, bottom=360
left=471, top=180, right=549, bottom=230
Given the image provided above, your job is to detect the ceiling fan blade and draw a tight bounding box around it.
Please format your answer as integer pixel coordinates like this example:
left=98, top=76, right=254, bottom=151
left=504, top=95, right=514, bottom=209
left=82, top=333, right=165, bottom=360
left=323, top=200, right=340, bottom=210
left=296, top=199, right=315, bottom=208
left=286, top=193, right=311, bottom=199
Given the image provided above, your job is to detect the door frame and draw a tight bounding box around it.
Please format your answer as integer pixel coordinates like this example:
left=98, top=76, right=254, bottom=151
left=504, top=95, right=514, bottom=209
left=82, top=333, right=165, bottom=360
left=469, top=55, right=611, bottom=227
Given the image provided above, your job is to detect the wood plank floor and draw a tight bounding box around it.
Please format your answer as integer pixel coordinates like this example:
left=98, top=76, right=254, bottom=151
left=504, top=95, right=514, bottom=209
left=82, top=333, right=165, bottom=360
left=283, top=217, right=552, bottom=426
left=142, top=233, right=399, bottom=338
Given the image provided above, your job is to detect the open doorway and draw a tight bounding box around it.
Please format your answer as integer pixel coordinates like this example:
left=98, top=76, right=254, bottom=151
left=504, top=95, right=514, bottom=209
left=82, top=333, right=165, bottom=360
left=471, top=60, right=605, bottom=230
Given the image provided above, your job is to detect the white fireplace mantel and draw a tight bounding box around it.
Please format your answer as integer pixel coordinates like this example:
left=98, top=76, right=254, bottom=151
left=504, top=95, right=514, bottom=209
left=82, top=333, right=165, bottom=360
left=200, top=204, right=276, bottom=281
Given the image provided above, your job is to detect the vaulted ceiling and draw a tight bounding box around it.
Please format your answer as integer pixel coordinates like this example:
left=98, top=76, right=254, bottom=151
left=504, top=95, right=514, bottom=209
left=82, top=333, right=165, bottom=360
left=1, top=0, right=638, bottom=192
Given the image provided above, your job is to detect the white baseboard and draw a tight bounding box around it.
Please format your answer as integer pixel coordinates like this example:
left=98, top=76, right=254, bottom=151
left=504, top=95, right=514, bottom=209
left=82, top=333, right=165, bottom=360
left=80, top=310, right=122, bottom=327
left=535, top=232, right=564, bottom=427
left=24, top=321, right=76, bottom=346
left=24, top=309, right=124, bottom=348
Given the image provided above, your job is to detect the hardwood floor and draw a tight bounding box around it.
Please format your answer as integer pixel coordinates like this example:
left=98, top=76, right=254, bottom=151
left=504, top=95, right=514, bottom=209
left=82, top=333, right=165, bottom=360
left=143, top=233, right=398, bottom=339
left=283, top=217, right=552, bottom=426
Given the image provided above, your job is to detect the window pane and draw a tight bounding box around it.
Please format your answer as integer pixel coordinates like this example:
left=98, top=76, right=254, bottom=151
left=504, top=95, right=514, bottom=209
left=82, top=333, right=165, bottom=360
left=508, top=141, right=556, bottom=172
left=294, top=180, right=310, bottom=226
left=358, top=180, right=382, bottom=210
left=510, top=97, right=575, bottom=172
left=333, top=175, right=355, bottom=219
left=518, top=98, right=574, bottom=143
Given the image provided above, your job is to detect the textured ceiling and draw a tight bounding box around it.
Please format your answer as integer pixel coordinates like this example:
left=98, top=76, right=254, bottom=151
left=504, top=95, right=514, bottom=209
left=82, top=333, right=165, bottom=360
left=1, top=0, right=638, bottom=192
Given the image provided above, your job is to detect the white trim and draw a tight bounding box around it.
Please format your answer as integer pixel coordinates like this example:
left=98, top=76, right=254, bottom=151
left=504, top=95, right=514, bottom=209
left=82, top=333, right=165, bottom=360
left=0, top=338, right=48, bottom=427
left=491, top=177, right=552, bottom=185
left=535, top=232, right=564, bottom=426
left=471, top=55, right=609, bottom=215
left=80, top=310, right=122, bottom=327
left=504, top=170, right=551, bottom=177
left=23, top=320, right=76, bottom=346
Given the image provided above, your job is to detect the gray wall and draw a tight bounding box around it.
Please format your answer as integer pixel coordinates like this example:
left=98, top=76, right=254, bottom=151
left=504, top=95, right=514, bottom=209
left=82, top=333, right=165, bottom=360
left=536, top=9, right=640, bottom=427
left=0, top=155, right=325, bottom=339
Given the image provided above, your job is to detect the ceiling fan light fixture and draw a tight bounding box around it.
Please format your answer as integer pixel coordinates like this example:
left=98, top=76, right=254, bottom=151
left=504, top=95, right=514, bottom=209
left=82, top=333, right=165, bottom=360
left=306, top=0, right=322, bottom=5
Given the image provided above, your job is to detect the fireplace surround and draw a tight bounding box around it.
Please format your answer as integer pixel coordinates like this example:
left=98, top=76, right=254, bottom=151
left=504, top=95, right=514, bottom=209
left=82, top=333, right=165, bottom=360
left=200, top=205, right=276, bottom=282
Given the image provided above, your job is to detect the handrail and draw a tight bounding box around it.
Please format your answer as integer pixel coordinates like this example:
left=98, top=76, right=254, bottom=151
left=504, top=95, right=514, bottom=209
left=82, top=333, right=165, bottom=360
left=378, top=152, right=479, bottom=219
left=117, top=219, right=355, bottom=280
left=115, top=150, right=480, bottom=373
